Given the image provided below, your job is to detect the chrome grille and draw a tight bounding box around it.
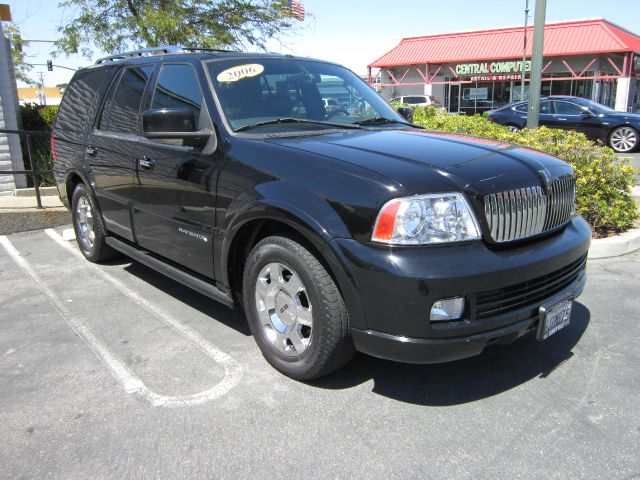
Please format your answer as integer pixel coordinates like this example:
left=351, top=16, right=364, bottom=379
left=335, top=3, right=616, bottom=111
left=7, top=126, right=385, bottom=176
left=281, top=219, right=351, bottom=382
left=484, top=177, right=575, bottom=243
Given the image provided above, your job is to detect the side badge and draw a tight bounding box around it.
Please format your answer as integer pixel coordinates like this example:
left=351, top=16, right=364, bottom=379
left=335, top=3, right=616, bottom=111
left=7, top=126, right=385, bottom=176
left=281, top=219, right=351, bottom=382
left=178, top=227, right=208, bottom=243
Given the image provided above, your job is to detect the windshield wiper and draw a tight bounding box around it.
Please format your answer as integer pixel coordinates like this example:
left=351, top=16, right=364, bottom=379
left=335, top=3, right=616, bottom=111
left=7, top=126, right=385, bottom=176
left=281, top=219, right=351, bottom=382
left=235, top=118, right=362, bottom=132
left=354, top=117, right=417, bottom=127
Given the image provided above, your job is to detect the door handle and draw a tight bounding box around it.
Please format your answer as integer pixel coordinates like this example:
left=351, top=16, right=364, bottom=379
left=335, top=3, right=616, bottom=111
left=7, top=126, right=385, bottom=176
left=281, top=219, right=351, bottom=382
left=138, top=156, right=155, bottom=170
left=85, top=145, right=98, bottom=156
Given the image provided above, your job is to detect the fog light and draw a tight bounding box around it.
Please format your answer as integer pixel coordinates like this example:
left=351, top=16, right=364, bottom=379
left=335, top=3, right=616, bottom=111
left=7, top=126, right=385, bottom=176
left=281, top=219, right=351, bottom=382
left=430, top=297, right=465, bottom=321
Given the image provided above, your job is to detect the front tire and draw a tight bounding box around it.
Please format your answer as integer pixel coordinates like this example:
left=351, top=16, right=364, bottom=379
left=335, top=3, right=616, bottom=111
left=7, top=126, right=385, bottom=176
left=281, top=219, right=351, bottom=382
left=71, top=183, right=117, bottom=262
left=243, top=235, right=354, bottom=380
left=609, top=126, right=638, bottom=153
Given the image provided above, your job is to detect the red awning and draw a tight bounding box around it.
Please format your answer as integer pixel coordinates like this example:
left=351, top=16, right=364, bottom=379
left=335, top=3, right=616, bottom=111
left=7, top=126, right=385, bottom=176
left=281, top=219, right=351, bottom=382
left=369, top=19, right=640, bottom=68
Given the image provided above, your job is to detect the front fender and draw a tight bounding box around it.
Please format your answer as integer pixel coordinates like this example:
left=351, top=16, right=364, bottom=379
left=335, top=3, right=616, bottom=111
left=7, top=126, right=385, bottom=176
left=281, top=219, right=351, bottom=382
left=216, top=181, right=366, bottom=329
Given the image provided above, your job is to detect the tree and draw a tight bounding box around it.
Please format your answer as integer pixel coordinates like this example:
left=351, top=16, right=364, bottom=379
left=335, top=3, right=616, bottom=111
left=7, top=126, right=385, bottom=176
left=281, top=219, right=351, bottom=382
left=3, top=23, right=34, bottom=85
left=56, top=0, right=302, bottom=57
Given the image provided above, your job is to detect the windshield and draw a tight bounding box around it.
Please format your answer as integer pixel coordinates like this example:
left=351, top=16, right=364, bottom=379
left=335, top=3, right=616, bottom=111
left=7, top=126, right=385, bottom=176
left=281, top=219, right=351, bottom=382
left=206, top=58, right=404, bottom=132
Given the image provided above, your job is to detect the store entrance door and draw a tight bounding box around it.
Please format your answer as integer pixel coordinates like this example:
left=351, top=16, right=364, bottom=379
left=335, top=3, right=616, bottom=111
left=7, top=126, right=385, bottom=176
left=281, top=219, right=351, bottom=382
left=449, top=84, right=460, bottom=113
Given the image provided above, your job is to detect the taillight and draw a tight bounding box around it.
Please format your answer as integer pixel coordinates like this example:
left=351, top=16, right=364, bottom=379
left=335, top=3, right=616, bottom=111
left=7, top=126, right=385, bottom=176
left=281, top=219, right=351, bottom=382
left=487, top=117, right=495, bottom=123
left=51, top=132, right=57, bottom=163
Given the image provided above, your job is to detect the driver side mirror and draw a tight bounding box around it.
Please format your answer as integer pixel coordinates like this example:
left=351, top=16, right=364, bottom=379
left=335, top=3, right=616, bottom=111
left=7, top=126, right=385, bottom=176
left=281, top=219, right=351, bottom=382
left=142, top=107, right=217, bottom=153
left=580, top=108, right=593, bottom=118
left=397, top=106, right=414, bottom=123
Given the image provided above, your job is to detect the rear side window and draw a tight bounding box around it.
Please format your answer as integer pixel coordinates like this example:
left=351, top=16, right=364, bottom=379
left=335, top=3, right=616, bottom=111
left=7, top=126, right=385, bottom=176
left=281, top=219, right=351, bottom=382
left=403, top=96, right=425, bottom=104
left=552, top=101, right=582, bottom=115
left=151, top=64, right=203, bottom=129
left=56, top=68, right=113, bottom=134
left=100, top=65, right=153, bottom=133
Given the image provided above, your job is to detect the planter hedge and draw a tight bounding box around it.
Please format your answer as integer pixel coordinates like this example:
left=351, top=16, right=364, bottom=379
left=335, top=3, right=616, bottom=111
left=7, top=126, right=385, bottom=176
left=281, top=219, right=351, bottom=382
left=411, top=106, right=639, bottom=237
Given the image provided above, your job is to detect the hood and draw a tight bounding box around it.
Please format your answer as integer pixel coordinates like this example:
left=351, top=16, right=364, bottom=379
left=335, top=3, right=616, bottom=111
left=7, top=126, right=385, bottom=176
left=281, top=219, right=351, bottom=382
left=603, top=111, right=640, bottom=122
left=266, top=129, right=572, bottom=196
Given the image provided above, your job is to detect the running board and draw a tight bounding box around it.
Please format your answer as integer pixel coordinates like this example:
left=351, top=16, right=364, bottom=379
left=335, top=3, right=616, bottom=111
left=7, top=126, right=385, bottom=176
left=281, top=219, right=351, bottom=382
left=105, top=236, right=235, bottom=308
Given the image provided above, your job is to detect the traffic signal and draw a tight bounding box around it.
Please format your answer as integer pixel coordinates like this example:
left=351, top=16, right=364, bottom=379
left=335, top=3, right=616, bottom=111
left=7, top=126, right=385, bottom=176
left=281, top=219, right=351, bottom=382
left=47, top=60, right=53, bottom=71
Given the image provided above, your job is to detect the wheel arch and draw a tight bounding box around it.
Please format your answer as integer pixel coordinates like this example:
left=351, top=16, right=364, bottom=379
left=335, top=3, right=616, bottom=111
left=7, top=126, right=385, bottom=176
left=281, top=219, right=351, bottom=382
left=221, top=203, right=366, bottom=330
left=65, top=170, right=87, bottom=206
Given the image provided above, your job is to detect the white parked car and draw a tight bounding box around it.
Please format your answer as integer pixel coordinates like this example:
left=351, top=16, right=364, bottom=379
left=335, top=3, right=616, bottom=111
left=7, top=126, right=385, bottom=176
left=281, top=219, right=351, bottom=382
left=390, top=95, right=441, bottom=107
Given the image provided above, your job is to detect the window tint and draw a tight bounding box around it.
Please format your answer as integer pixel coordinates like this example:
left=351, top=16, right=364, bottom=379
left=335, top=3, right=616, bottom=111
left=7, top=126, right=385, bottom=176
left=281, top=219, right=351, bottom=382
left=152, top=64, right=203, bottom=129
left=553, top=101, right=582, bottom=115
left=403, top=96, right=426, bottom=104
left=104, top=66, right=153, bottom=133
left=56, top=68, right=113, bottom=135
left=540, top=101, right=551, bottom=113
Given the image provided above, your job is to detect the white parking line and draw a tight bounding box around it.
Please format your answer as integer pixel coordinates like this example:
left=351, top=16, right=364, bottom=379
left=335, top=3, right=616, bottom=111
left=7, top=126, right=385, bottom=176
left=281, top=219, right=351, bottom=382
left=1, top=233, right=242, bottom=408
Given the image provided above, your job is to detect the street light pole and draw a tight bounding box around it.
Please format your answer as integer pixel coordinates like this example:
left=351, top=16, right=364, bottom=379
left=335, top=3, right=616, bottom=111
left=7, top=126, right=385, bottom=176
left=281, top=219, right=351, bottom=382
left=520, top=0, right=530, bottom=101
left=526, top=0, right=547, bottom=129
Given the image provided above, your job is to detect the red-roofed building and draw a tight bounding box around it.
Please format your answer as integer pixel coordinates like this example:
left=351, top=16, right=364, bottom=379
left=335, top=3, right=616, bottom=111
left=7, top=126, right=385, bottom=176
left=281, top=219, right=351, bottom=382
left=368, top=19, right=640, bottom=114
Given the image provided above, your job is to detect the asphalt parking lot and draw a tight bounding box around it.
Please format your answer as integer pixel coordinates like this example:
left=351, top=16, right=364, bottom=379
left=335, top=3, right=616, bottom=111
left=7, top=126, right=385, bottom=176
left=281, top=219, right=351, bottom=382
left=1, top=227, right=639, bottom=479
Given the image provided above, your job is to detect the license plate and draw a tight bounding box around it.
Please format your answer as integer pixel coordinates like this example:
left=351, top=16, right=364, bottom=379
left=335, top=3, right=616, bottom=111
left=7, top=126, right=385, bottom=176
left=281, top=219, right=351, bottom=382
left=537, top=299, right=573, bottom=341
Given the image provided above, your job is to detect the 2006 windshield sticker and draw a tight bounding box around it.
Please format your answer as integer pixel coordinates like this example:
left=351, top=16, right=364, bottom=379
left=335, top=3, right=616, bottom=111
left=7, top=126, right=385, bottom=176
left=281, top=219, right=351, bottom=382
left=216, top=64, right=264, bottom=82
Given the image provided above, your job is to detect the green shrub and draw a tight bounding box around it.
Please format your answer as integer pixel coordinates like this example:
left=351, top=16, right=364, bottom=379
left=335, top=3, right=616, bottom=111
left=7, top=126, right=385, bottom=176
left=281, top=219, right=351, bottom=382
left=38, top=105, right=59, bottom=128
left=410, top=106, right=639, bottom=236
left=17, top=103, right=57, bottom=187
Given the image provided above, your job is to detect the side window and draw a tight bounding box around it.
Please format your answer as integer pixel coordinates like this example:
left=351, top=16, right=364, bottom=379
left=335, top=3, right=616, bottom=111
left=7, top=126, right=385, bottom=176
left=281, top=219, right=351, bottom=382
left=57, top=68, right=113, bottom=135
left=539, top=101, right=551, bottom=114
left=100, top=65, right=153, bottom=133
left=151, top=64, right=203, bottom=129
left=513, top=104, right=527, bottom=113
left=553, top=101, right=582, bottom=115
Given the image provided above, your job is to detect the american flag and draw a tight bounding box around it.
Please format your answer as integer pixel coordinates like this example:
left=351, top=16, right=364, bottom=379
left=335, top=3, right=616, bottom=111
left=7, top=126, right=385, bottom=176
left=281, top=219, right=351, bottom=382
left=288, top=0, right=305, bottom=21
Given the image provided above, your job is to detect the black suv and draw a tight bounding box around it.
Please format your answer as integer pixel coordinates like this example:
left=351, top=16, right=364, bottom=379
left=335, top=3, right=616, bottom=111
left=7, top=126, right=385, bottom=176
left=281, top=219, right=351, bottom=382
left=53, top=46, right=591, bottom=380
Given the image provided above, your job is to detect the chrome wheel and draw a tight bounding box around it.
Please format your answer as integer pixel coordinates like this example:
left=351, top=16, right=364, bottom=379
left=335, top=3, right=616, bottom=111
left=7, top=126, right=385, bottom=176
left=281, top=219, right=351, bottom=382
left=254, top=262, right=313, bottom=357
left=75, top=195, right=95, bottom=252
left=610, top=126, right=638, bottom=153
left=506, top=124, right=520, bottom=133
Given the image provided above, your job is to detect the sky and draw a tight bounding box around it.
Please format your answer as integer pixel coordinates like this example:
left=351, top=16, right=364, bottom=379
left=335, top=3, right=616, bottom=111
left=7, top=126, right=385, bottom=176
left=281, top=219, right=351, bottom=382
left=6, top=0, right=640, bottom=87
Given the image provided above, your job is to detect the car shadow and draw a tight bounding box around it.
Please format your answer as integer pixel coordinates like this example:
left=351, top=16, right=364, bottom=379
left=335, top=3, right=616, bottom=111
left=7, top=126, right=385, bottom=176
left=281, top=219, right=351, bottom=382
left=312, top=302, right=591, bottom=406
left=121, top=260, right=252, bottom=336
left=106, top=256, right=591, bottom=405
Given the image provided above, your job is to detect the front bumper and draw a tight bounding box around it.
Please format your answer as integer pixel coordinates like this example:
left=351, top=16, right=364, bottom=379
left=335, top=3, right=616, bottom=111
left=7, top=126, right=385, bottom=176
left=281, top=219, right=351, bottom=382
left=331, top=216, right=591, bottom=364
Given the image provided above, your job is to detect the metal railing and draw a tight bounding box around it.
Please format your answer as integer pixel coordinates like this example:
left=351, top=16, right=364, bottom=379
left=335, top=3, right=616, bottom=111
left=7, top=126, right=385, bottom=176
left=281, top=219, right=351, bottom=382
left=0, top=128, right=54, bottom=209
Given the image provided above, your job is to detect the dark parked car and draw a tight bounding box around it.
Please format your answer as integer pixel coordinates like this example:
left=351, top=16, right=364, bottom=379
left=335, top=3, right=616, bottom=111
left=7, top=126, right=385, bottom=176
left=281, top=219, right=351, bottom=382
left=487, top=95, right=640, bottom=153
left=52, top=47, right=590, bottom=380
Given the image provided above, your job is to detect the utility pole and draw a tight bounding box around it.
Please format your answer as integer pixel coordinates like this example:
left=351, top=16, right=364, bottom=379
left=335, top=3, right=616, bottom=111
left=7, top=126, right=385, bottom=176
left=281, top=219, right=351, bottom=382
left=526, top=0, right=547, bottom=129
left=37, top=72, right=46, bottom=105
left=520, top=0, right=530, bottom=101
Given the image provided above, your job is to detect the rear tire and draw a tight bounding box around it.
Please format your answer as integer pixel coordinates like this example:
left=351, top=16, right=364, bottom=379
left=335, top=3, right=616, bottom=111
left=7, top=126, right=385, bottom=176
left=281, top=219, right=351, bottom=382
left=506, top=124, right=521, bottom=133
left=71, top=184, right=117, bottom=263
left=242, top=235, right=355, bottom=380
left=608, top=126, right=638, bottom=153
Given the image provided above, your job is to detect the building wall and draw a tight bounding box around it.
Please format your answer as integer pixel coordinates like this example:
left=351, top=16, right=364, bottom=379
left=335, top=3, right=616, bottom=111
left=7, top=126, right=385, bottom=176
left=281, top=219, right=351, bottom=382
left=378, top=54, right=630, bottom=110
left=0, top=26, right=25, bottom=195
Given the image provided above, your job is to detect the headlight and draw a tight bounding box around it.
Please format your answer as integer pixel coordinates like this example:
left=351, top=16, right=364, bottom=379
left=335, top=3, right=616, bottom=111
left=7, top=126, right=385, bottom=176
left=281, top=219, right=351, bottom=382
left=371, top=193, right=480, bottom=244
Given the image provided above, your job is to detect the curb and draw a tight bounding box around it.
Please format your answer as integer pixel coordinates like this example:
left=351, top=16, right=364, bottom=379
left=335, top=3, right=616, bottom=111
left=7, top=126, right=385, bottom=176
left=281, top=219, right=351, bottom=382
left=0, top=207, right=70, bottom=236
left=588, top=228, right=640, bottom=259
left=14, top=186, right=60, bottom=197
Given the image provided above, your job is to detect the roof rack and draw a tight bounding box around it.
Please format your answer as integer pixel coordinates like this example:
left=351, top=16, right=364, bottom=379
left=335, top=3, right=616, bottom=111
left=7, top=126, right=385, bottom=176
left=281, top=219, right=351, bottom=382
left=94, top=45, right=239, bottom=64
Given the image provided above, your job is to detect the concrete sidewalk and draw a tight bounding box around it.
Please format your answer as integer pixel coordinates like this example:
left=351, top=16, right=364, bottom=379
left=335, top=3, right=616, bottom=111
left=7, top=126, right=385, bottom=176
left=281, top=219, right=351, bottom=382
left=0, top=193, right=69, bottom=235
